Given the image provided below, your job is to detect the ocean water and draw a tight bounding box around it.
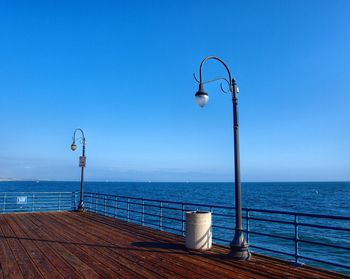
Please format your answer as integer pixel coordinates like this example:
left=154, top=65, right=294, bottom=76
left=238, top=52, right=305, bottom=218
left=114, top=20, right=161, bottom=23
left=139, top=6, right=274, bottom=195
left=1, top=181, right=349, bottom=274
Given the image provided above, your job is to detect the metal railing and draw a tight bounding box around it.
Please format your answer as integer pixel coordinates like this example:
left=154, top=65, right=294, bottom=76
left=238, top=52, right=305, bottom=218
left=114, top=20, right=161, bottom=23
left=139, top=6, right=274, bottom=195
left=84, top=191, right=350, bottom=275
left=0, top=192, right=78, bottom=213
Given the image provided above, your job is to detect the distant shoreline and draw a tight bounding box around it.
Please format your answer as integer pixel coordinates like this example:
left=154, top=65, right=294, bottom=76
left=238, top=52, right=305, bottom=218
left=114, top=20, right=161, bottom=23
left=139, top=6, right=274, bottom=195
left=0, top=178, right=18, bottom=182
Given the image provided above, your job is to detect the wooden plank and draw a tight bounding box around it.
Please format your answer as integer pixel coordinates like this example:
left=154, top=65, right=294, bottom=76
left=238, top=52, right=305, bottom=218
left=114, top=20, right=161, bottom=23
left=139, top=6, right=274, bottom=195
left=1, top=214, right=63, bottom=279
left=0, top=215, right=43, bottom=279
left=56, top=212, right=214, bottom=279
left=0, top=211, right=346, bottom=279
left=0, top=216, right=25, bottom=279
left=78, top=212, right=272, bottom=278
left=26, top=212, right=148, bottom=279
left=66, top=212, right=266, bottom=279
left=8, top=214, right=100, bottom=279
left=37, top=212, right=179, bottom=279
left=81, top=212, right=347, bottom=279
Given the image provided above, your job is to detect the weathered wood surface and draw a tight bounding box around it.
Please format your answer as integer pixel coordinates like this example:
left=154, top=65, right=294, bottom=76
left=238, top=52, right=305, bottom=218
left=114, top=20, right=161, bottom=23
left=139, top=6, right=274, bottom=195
left=0, top=211, right=346, bottom=278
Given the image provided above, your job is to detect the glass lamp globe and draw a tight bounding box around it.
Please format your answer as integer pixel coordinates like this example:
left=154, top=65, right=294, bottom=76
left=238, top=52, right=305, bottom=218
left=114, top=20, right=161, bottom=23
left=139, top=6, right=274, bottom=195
left=195, top=83, right=209, bottom=108
left=71, top=143, right=77, bottom=151
left=195, top=92, right=209, bottom=107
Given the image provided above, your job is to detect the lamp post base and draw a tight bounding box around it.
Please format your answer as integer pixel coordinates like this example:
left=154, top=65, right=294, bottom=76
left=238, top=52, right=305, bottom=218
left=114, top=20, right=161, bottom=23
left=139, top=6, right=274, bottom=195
left=228, top=244, right=251, bottom=260
left=228, top=230, right=251, bottom=260
left=77, top=202, right=85, bottom=212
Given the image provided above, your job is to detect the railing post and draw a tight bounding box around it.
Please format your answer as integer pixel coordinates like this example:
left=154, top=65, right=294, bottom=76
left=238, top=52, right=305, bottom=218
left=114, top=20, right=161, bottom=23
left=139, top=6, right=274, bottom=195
left=3, top=193, right=6, bottom=213
left=246, top=209, right=250, bottom=243
left=58, top=193, right=61, bottom=211
left=159, top=201, right=163, bottom=231
left=94, top=194, right=97, bottom=212
left=104, top=196, right=107, bottom=215
left=71, top=192, right=75, bottom=210
left=75, top=192, right=78, bottom=210
left=142, top=199, right=145, bottom=226
left=182, top=203, right=185, bottom=236
left=32, top=193, right=35, bottom=212
left=127, top=198, right=130, bottom=222
left=294, top=214, right=299, bottom=265
left=114, top=196, right=118, bottom=218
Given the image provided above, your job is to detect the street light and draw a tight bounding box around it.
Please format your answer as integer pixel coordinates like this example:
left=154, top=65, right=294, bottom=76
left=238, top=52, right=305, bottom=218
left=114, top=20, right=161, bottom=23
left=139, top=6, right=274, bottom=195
left=71, top=128, right=86, bottom=212
left=194, top=56, right=250, bottom=260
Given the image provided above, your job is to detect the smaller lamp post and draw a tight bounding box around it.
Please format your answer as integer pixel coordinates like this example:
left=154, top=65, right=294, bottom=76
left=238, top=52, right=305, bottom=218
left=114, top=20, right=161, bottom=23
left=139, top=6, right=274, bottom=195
left=71, top=128, right=86, bottom=211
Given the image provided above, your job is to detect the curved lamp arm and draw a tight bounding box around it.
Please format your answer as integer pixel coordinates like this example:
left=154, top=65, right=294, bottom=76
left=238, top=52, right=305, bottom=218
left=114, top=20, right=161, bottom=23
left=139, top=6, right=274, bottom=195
left=197, top=56, right=235, bottom=93
left=194, top=56, right=239, bottom=107
left=71, top=128, right=86, bottom=152
left=72, top=128, right=86, bottom=145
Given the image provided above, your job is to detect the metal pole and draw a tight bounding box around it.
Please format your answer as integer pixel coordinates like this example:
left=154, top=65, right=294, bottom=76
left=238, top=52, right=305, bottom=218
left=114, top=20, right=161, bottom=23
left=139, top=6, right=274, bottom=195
left=159, top=201, right=163, bottom=231
left=195, top=56, right=250, bottom=260
left=229, top=79, right=250, bottom=260
left=294, top=214, right=299, bottom=265
left=78, top=141, right=85, bottom=211
left=127, top=198, right=130, bottom=222
left=246, top=209, right=250, bottom=243
left=181, top=203, right=185, bottom=236
left=142, top=199, right=145, bottom=226
left=114, top=196, right=118, bottom=218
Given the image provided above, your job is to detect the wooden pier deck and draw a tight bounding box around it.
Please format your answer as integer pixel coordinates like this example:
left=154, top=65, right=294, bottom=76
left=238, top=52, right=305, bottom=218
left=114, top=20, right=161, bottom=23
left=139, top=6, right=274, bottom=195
left=0, top=211, right=346, bottom=279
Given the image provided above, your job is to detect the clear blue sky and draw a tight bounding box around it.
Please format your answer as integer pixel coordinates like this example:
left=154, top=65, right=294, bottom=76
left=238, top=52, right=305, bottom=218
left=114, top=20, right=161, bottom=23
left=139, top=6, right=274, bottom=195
left=0, top=1, right=349, bottom=182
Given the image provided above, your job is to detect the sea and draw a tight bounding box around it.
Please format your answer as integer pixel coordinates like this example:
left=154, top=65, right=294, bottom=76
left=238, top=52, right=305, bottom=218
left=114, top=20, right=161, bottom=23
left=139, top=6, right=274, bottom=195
left=1, top=181, right=349, bottom=274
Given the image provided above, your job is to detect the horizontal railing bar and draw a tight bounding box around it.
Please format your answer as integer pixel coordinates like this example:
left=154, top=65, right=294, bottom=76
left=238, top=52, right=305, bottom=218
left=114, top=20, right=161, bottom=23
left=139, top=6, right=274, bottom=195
left=249, top=209, right=350, bottom=220
left=248, top=216, right=295, bottom=226
left=212, top=224, right=232, bottom=230
left=85, top=201, right=123, bottom=210
left=86, top=192, right=350, bottom=221
left=250, top=244, right=295, bottom=257
left=298, top=255, right=350, bottom=270
left=85, top=192, right=234, bottom=209
left=84, top=203, right=159, bottom=217
left=85, top=202, right=183, bottom=222
left=212, top=236, right=230, bottom=243
left=161, top=215, right=183, bottom=222
left=298, top=238, right=350, bottom=251
left=159, top=225, right=183, bottom=233
left=93, top=211, right=160, bottom=230
left=127, top=209, right=161, bottom=219
left=88, top=198, right=184, bottom=212
left=3, top=206, right=73, bottom=210
left=298, top=222, right=350, bottom=232
left=243, top=230, right=295, bottom=242
left=86, top=203, right=178, bottom=222
left=212, top=212, right=235, bottom=218
left=141, top=220, right=160, bottom=228
left=0, top=192, right=76, bottom=194
left=2, top=203, right=74, bottom=205
left=158, top=205, right=182, bottom=211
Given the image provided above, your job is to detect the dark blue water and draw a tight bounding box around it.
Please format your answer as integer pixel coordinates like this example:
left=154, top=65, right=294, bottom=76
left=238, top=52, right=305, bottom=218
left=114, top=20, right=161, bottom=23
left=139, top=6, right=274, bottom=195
left=1, top=181, right=349, bottom=274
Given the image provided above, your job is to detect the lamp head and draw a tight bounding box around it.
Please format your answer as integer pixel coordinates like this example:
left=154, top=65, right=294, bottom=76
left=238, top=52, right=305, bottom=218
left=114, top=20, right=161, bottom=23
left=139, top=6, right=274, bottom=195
left=195, top=83, right=209, bottom=108
left=71, top=142, right=77, bottom=151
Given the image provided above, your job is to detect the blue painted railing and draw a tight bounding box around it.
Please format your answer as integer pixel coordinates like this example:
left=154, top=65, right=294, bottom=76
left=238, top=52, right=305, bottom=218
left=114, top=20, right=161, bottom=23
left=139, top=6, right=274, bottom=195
left=0, top=192, right=78, bottom=213
left=84, top=192, right=350, bottom=275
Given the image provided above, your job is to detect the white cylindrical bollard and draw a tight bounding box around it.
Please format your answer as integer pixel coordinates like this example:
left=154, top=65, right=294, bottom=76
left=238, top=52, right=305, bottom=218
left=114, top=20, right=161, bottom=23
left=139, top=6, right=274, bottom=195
left=185, top=211, right=212, bottom=250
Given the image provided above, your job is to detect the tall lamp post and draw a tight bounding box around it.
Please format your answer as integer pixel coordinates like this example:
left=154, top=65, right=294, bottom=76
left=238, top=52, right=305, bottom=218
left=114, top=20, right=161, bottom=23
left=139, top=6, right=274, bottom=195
left=194, top=56, right=250, bottom=260
left=71, top=128, right=86, bottom=212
